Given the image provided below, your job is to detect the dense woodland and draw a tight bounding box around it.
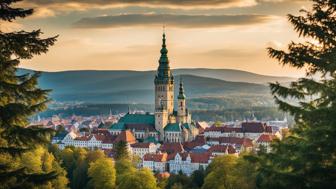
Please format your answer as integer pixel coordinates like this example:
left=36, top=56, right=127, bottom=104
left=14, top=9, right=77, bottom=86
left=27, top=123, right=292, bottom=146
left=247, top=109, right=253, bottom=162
left=1, top=0, right=335, bottom=188
left=38, top=103, right=288, bottom=122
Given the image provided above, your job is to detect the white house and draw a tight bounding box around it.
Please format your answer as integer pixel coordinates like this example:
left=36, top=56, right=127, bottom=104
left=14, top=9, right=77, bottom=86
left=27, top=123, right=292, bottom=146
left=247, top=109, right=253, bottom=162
left=142, top=153, right=168, bottom=173
left=131, top=142, right=158, bottom=158
left=168, top=152, right=211, bottom=176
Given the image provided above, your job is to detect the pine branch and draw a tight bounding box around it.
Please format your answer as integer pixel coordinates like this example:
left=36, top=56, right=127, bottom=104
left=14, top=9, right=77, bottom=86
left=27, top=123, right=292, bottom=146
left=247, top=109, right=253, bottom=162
left=0, top=0, right=33, bottom=22
left=270, top=82, right=306, bottom=99
left=0, top=30, right=58, bottom=59
left=1, top=125, right=55, bottom=147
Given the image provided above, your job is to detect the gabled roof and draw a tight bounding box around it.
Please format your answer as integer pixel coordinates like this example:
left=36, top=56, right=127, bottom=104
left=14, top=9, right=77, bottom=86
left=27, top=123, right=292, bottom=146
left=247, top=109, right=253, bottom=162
left=160, top=142, right=184, bottom=154
left=208, top=145, right=236, bottom=154
left=131, top=142, right=153, bottom=148
left=208, top=137, right=253, bottom=148
left=102, top=135, right=117, bottom=144
left=115, top=130, right=137, bottom=144
left=143, top=153, right=168, bottom=162
left=190, top=152, right=211, bottom=163
left=164, top=123, right=181, bottom=132
left=242, top=122, right=272, bottom=133
left=167, top=152, right=211, bottom=163
left=257, top=134, right=277, bottom=143
left=204, top=126, right=241, bottom=133
left=183, top=135, right=206, bottom=151
left=119, top=113, right=155, bottom=125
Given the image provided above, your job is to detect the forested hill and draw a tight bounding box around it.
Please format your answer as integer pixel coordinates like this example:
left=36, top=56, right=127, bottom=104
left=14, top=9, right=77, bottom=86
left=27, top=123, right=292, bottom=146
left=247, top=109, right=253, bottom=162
left=17, top=68, right=281, bottom=104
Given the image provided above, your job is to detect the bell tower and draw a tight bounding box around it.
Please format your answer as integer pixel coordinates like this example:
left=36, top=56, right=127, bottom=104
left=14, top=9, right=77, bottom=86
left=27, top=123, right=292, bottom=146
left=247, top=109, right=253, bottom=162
left=177, top=79, right=186, bottom=123
left=154, top=31, right=174, bottom=139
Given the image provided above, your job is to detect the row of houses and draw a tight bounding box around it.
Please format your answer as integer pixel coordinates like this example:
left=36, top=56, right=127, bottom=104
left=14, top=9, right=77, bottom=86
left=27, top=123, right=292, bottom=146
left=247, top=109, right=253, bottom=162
left=52, top=122, right=280, bottom=175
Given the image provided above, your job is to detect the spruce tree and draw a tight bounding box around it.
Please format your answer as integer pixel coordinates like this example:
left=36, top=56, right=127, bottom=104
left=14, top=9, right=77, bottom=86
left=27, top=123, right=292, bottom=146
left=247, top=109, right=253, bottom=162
left=255, top=0, right=336, bottom=188
left=0, top=0, right=59, bottom=188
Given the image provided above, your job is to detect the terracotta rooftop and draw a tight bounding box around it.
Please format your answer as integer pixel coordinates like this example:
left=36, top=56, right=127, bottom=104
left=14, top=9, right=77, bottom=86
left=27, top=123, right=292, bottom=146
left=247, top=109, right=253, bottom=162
left=183, top=135, right=206, bottom=151
left=204, top=126, right=241, bottom=133
left=167, top=152, right=211, bottom=163
left=190, top=152, right=211, bottom=163
left=208, top=137, right=253, bottom=147
left=131, top=142, right=153, bottom=148
left=208, top=145, right=236, bottom=154
left=257, top=134, right=277, bottom=143
left=242, top=122, right=272, bottom=133
left=143, top=153, right=168, bottom=162
left=115, top=130, right=137, bottom=144
left=160, top=142, right=184, bottom=154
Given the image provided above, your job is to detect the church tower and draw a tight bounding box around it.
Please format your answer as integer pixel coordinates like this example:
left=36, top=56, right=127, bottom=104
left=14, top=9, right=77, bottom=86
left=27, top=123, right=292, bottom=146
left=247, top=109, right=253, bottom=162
left=154, top=31, right=174, bottom=139
left=177, top=79, right=186, bottom=123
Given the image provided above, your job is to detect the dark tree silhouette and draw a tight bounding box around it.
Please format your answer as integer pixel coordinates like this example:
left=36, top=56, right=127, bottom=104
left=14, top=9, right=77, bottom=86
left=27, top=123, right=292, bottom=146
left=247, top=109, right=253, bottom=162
left=255, top=0, right=336, bottom=188
left=0, top=0, right=59, bottom=188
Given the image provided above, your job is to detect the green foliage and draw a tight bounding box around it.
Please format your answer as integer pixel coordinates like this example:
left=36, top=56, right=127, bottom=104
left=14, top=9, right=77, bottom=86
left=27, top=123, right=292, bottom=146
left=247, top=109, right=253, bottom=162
left=54, top=147, right=108, bottom=189
left=203, top=155, right=256, bottom=189
left=88, top=157, right=116, bottom=189
left=0, top=0, right=66, bottom=188
left=115, top=158, right=136, bottom=185
left=113, top=141, right=129, bottom=160
left=118, top=168, right=158, bottom=189
left=254, top=0, right=336, bottom=188
left=190, top=167, right=206, bottom=188
left=166, top=172, right=193, bottom=189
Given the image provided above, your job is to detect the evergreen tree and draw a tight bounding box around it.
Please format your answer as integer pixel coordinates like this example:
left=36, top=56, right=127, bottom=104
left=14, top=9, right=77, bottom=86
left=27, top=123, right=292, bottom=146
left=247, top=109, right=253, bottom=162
left=113, top=141, right=129, bottom=160
left=0, top=0, right=59, bottom=188
left=255, top=0, right=336, bottom=188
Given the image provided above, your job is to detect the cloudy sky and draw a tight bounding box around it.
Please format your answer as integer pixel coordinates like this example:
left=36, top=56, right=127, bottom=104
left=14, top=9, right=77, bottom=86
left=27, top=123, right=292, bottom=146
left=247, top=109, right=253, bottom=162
left=5, top=0, right=311, bottom=77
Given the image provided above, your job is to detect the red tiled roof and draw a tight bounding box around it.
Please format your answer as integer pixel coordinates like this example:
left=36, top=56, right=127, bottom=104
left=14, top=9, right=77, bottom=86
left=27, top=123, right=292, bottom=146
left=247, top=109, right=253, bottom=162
left=167, top=152, right=211, bottom=163
left=208, top=137, right=253, bottom=147
left=143, top=153, right=168, bottom=162
left=167, top=152, right=188, bottom=161
left=190, top=152, right=211, bottom=163
left=115, top=130, right=137, bottom=144
left=257, top=134, right=277, bottom=143
left=204, top=126, right=241, bottom=133
left=160, top=142, right=184, bottom=154
left=102, top=135, right=117, bottom=144
left=183, top=136, right=206, bottom=150
left=208, top=145, right=236, bottom=154
left=131, top=142, right=153, bottom=148
left=91, top=128, right=110, bottom=135
left=242, top=122, right=272, bottom=133
left=74, top=135, right=90, bottom=141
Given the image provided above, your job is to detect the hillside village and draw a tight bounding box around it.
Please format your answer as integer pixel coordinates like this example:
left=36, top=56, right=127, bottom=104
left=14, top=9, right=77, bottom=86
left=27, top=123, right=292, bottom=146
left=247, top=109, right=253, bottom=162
left=38, top=113, right=287, bottom=176
left=32, top=32, right=289, bottom=176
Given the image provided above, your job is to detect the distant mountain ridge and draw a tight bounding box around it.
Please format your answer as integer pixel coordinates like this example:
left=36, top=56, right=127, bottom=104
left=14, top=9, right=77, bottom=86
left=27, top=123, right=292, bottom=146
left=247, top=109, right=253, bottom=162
left=19, top=68, right=295, bottom=84
left=17, top=68, right=291, bottom=105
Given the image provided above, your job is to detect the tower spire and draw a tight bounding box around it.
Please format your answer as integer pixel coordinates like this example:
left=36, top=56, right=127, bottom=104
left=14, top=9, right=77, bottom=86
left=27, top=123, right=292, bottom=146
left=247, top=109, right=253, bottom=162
left=178, top=77, right=186, bottom=99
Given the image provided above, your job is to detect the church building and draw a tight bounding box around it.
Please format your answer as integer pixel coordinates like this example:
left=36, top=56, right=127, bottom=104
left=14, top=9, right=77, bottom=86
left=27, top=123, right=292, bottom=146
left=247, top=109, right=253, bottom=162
left=110, top=32, right=198, bottom=143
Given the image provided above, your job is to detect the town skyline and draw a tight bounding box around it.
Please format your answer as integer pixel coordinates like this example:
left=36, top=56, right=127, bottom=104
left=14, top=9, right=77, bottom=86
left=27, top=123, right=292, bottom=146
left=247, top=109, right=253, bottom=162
left=4, top=0, right=311, bottom=77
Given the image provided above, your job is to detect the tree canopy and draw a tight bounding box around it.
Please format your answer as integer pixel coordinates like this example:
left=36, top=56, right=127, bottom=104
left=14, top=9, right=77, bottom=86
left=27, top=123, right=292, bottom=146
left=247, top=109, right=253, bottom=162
left=0, top=0, right=64, bottom=188
left=254, top=0, right=336, bottom=188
